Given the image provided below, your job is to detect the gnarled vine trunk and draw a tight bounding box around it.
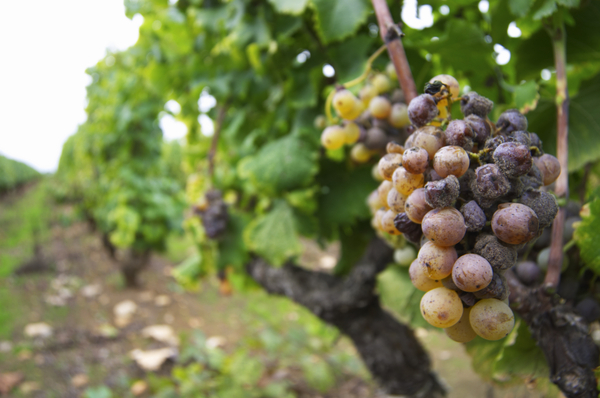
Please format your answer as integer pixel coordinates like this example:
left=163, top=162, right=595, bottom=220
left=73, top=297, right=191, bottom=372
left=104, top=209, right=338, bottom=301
left=247, top=238, right=446, bottom=397
left=117, top=248, right=151, bottom=288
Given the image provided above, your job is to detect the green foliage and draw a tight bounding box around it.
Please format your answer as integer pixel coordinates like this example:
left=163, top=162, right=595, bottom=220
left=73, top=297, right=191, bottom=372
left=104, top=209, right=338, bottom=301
left=0, top=155, right=39, bottom=192
left=574, top=198, right=600, bottom=274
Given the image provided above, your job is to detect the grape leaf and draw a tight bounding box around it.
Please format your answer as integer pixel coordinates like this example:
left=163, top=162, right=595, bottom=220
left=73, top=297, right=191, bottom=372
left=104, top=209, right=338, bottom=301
left=237, top=135, right=319, bottom=195
left=309, top=0, right=369, bottom=44
left=514, top=80, right=539, bottom=113
left=327, top=36, right=373, bottom=84
left=493, top=321, right=550, bottom=379
left=574, top=198, right=600, bottom=274
left=509, top=0, right=535, bottom=17
left=244, top=200, right=303, bottom=266
left=333, top=222, right=373, bottom=276
left=267, top=0, right=309, bottom=15
left=217, top=212, right=249, bottom=272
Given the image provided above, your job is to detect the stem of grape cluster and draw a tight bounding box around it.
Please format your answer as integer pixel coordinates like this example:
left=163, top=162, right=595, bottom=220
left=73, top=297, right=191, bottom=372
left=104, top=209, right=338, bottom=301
left=208, top=103, right=229, bottom=180
left=371, top=0, right=418, bottom=103
left=544, top=21, right=569, bottom=291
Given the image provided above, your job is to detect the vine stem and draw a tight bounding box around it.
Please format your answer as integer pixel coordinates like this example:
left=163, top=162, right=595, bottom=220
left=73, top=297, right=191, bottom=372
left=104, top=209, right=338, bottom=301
left=544, top=21, right=569, bottom=291
left=371, top=0, right=418, bottom=103
left=208, top=103, right=229, bottom=180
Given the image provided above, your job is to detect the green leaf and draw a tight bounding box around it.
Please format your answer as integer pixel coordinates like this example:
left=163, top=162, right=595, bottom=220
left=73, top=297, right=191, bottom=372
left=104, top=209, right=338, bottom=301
left=334, top=222, right=373, bottom=275
left=84, top=386, right=113, bottom=398
left=238, top=135, right=319, bottom=195
left=310, top=0, right=369, bottom=44
left=509, top=0, right=535, bottom=17
left=301, top=356, right=336, bottom=392
left=533, top=0, right=558, bottom=20
left=514, top=80, right=540, bottom=113
left=244, top=200, right=303, bottom=266
left=574, top=198, right=600, bottom=274
left=327, top=36, right=373, bottom=83
left=493, top=321, right=549, bottom=379
left=267, top=0, right=309, bottom=15
left=217, top=212, right=250, bottom=271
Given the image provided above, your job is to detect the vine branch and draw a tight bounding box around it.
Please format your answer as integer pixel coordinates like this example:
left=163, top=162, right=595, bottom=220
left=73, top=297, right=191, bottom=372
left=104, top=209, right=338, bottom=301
left=544, top=20, right=569, bottom=291
left=371, top=0, right=418, bottom=103
left=207, top=102, right=229, bottom=179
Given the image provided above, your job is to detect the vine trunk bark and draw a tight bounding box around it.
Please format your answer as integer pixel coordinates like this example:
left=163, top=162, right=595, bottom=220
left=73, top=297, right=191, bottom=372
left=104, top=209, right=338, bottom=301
left=247, top=238, right=446, bottom=397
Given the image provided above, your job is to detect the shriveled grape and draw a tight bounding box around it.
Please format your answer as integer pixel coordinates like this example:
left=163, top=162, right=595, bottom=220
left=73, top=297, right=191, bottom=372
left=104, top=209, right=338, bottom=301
left=394, top=212, right=423, bottom=243
left=473, top=234, right=517, bottom=271
left=518, top=190, right=558, bottom=229
left=444, top=120, right=474, bottom=151
left=493, top=142, right=533, bottom=178
left=460, top=92, right=493, bottom=117
left=424, top=175, right=460, bottom=209
left=460, top=200, right=486, bottom=232
left=496, top=109, right=528, bottom=134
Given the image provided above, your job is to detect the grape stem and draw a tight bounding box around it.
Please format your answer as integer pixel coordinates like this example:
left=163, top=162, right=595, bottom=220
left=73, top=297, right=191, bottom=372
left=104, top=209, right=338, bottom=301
left=371, top=0, right=418, bottom=103
left=543, top=19, right=569, bottom=291
left=208, top=102, right=229, bottom=180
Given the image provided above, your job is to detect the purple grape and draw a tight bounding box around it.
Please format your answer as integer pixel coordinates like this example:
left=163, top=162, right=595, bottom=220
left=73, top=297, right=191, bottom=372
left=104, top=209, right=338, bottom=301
left=515, top=261, right=541, bottom=285
left=445, top=120, right=474, bottom=151
left=460, top=92, right=493, bottom=117
left=460, top=200, right=486, bottom=232
left=493, top=142, right=533, bottom=178
left=464, top=114, right=491, bottom=145
left=407, top=94, right=439, bottom=127
left=424, top=175, right=460, bottom=209
left=496, top=109, right=528, bottom=134
left=471, top=164, right=510, bottom=200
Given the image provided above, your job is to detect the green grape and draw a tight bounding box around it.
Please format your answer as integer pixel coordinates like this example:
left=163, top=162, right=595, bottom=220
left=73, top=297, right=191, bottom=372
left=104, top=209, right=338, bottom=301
left=417, top=241, right=457, bottom=280
left=392, top=166, right=425, bottom=196
left=350, top=143, right=372, bottom=163
left=385, top=63, right=397, bottom=80
left=395, top=245, right=417, bottom=266
left=469, top=299, right=515, bottom=341
left=339, top=99, right=364, bottom=120
left=320, top=126, right=345, bottom=150
left=377, top=180, right=393, bottom=210
left=314, top=115, right=327, bottom=130
left=420, top=287, right=463, bottom=328
left=409, top=259, right=443, bottom=292
left=445, top=307, right=477, bottom=343
left=359, top=84, right=378, bottom=105
left=342, top=121, right=361, bottom=144
left=372, top=73, right=393, bottom=93
left=388, top=103, right=410, bottom=128
left=333, top=89, right=358, bottom=115
left=369, top=96, right=392, bottom=119
left=387, top=187, right=408, bottom=213
left=367, top=190, right=382, bottom=214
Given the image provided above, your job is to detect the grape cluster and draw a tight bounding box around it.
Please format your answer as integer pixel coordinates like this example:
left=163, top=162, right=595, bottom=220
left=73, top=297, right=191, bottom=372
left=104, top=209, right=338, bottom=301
left=367, top=75, right=561, bottom=342
left=194, top=189, right=229, bottom=239
left=318, top=67, right=410, bottom=163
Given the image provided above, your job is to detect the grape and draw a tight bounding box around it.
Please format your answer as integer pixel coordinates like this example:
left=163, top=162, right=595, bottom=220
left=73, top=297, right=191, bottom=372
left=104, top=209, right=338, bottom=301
left=471, top=164, right=510, bottom=200
left=536, top=247, right=569, bottom=272
left=460, top=200, right=486, bottom=232
left=473, top=272, right=508, bottom=300
left=381, top=209, right=402, bottom=235
left=333, top=89, right=358, bottom=115
left=491, top=203, right=539, bottom=245
left=460, top=92, right=493, bottom=117
left=394, top=212, right=423, bottom=243
left=445, top=307, right=477, bottom=343
left=364, top=127, right=389, bottom=150
left=459, top=291, right=477, bottom=307
left=575, top=298, right=600, bottom=323
left=534, top=154, right=561, bottom=186
left=387, top=187, right=408, bottom=213
left=377, top=153, right=403, bottom=182
left=480, top=136, right=507, bottom=163
left=515, top=261, right=541, bottom=285
left=452, top=254, right=493, bottom=292
left=469, top=299, right=515, bottom=340
left=421, top=207, right=467, bottom=247
left=359, top=84, right=378, bottom=105
left=493, top=142, right=533, bottom=178
left=407, top=94, right=439, bottom=127
left=441, top=275, right=460, bottom=291
left=401, top=147, right=428, bottom=175
left=392, top=167, right=425, bottom=196
left=367, top=190, right=382, bottom=214
left=372, top=73, right=392, bottom=94
left=426, top=167, right=444, bottom=183
left=373, top=208, right=386, bottom=231
left=424, top=175, right=460, bottom=209
left=342, top=121, right=361, bottom=144
left=410, top=126, right=445, bottom=158
left=564, top=216, right=581, bottom=242
left=508, top=130, right=532, bottom=147
left=433, top=146, right=470, bottom=178
left=444, top=120, right=474, bottom=151
left=350, top=143, right=372, bottom=163
left=473, top=234, right=517, bottom=271
left=458, top=168, right=475, bottom=200
left=404, top=188, right=433, bottom=223
left=395, top=245, right=417, bottom=266
left=314, top=115, right=327, bottom=130
left=377, top=180, right=393, bottom=210
left=420, top=287, right=464, bottom=328
left=496, top=109, right=528, bottom=134
left=409, top=259, right=443, bottom=292
left=386, top=63, right=397, bottom=81
left=388, top=103, right=410, bottom=128
left=369, top=96, right=392, bottom=119
left=386, top=141, right=405, bottom=155
left=372, top=164, right=384, bottom=182
left=391, top=89, right=405, bottom=103
left=339, top=99, right=365, bottom=120
left=464, top=114, right=491, bottom=145
left=320, top=126, right=346, bottom=150
left=429, top=74, right=459, bottom=106
left=418, top=241, right=458, bottom=280
left=521, top=163, right=543, bottom=190
left=530, top=133, right=543, bottom=153
left=518, top=190, right=559, bottom=229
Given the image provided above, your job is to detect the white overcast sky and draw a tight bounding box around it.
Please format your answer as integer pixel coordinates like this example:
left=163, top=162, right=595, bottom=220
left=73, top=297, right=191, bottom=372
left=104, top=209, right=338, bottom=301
left=0, top=0, right=142, bottom=172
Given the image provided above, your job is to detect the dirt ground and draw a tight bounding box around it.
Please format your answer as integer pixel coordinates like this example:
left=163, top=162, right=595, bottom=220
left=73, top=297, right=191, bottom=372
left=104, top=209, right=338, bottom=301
left=0, top=185, right=558, bottom=398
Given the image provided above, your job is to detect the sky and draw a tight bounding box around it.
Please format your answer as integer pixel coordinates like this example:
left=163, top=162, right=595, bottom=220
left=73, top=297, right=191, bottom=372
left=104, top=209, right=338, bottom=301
left=0, top=0, right=142, bottom=172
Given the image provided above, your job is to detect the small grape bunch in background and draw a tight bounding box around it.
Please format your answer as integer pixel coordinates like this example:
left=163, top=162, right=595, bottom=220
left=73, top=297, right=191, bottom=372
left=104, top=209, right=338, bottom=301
left=366, top=74, right=561, bottom=342
left=317, top=65, right=412, bottom=163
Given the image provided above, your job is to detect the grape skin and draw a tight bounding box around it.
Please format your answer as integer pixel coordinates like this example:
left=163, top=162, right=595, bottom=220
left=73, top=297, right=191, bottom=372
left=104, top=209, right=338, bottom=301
left=342, top=122, right=361, bottom=144
left=320, top=126, right=346, bottom=150
left=388, top=103, right=410, bottom=128
left=452, top=254, right=493, bottom=292
left=491, top=203, right=539, bottom=245
left=409, top=258, right=443, bottom=292
left=469, top=299, right=515, bottom=341
left=392, top=167, right=425, bottom=196
left=418, top=241, right=457, bottom=280
left=387, top=187, right=408, bottom=213
left=445, top=307, right=477, bottom=343
left=534, top=154, right=561, bottom=186
left=421, top=207, right=467, bottom=247
left=493, top=142, right=532, bottom=178
left=386, top=141, right=405, bottom=155
left=369, top=96, right=392, bottom=119
left=367, top=190, right=382, bottom=214
left=404, top=188, right=432, bottom=223
left=402, top=147, right=429, bottom=175
left=377, top=180, right=393, bottom=210
left=408, top=94, right=439, bottom=127
left=381, top=209, right=402, bottom=235
left=350, top=143, right=372, bottom=163
left=410, top=126, right=445, bottom=158
left=433, top=146, right=470, bottom=178
left=378, top=153, right=403, bottom=181
left=333, top=89, right=357, bottom=114
left=420, top=287, right=463, bottom=328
